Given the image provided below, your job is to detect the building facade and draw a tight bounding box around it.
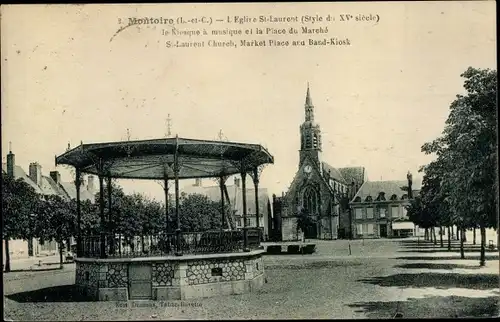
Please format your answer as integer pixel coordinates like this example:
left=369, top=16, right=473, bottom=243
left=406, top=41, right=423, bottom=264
left=280, top=85, right=365, bottom=241
left=349, top=174, right=421, bottom=238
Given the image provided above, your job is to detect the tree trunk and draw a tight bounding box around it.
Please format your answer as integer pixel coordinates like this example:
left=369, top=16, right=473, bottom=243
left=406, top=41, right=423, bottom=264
left=141, top=235, right=145, bottom=253
left=4, top=238, right=11, bottom=272
left=463, top=229, right=467, bottom=242
left=459, top=227, right=465, bottom=259
left=59, top=242, right=64, bottom=269
left=480, top=225, right=486, bottom=266
left=432, top=227, right=437, bottom=245
left=456, top=226, right=460, bottom=240
left=473, top=228, right=476, bottom=245
left=424, top=228, right=428, bottom=241
left=447, top=226, right=451, bottom=250
left=440, top=226, right=444, bottom=247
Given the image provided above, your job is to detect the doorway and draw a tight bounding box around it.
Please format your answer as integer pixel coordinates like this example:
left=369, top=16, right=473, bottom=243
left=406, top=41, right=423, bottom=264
left=128, top=264, right=152, bottom=300
left=379, top=224, right=388, bottom=238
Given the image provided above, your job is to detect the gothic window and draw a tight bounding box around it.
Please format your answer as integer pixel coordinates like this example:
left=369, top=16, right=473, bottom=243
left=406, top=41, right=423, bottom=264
left=302, top=186, right=319, bottom=214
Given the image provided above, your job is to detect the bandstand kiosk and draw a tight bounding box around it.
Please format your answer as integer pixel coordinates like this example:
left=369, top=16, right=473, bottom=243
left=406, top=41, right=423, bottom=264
left=55, top=136, right=273, bottom=301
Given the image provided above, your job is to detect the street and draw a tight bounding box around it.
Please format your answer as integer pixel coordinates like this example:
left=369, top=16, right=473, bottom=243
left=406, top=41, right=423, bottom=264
left=3, top=238, right=499, bottom=320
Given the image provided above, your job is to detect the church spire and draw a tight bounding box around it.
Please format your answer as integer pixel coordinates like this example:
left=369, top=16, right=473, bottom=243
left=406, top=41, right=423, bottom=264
left=305, top=82, right=314, bottom=122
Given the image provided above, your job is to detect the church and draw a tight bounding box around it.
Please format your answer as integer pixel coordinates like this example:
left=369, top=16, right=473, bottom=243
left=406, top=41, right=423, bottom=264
left=280, top=85, right=366, bottom=241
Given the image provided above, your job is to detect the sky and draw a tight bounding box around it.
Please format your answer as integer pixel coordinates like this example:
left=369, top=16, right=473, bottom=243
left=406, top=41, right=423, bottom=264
left=1, top=2, right=496, bottom=201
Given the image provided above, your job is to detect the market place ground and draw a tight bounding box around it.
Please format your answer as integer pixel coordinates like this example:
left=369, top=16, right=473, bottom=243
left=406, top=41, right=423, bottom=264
left=3, top=238, right=499, bottom=320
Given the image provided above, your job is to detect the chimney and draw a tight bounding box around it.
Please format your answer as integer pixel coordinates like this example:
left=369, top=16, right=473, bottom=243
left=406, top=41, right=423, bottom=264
left=87, top=175, right=95, bottom=192
left=193, top=178, right=202, bottom=186
left=7, top=150, right=15, bottom=178
left=29, top=162, right=42, bottom=186
left=50, top=171, right=61, bottom=184
left=234, top=177, right=240, bottom=187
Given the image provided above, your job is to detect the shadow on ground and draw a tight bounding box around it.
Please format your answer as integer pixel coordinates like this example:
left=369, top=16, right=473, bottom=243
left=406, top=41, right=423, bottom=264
left=349, top=295, right=499, bottom=318
left=358, top=273, right=499, bottom=290
left=398, top=249, right=498, bottom=253
left=266, top=260, right=363, bottom=270
left=4, top=267, right=63, bottom=273
left=394, top=263, right=482, bottom=270
left=394, top=255, right=499, bottom=261
left=6, top=284, right=95, bottom=303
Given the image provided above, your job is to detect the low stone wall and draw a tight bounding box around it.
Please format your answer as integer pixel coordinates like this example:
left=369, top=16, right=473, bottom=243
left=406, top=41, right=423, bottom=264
left=75, top=250, right=265, bottom=301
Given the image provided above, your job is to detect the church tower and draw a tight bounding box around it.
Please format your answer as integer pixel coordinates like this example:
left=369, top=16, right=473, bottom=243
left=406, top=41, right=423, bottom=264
left=299, top=83, right=322, bottom=168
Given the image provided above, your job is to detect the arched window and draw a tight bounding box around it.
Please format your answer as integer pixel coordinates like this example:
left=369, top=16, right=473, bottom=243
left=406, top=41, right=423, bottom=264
left=313, top=134, right=318, bottom=148
left=305, top=134, right=312, bottom=149
left=401, top=194, right=408, bottom=200
left=390, top=194, right=398, bottom=201
left=302, top=186, right=319, bottom=215
left=365, top=196, right=373, bottom=202
left=354, top=196, right=362, bottom=202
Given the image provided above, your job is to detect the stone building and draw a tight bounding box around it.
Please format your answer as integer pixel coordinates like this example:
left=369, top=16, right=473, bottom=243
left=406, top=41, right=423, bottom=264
left=349, top=173, right=421, bottom=238
left=280, top=85, right=365, bottom=241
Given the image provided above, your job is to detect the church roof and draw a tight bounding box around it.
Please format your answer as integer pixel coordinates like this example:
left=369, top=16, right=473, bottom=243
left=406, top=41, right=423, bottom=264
left=321, top=162, right=347, bottom=184
left=338, top=167, right=365, bottom=187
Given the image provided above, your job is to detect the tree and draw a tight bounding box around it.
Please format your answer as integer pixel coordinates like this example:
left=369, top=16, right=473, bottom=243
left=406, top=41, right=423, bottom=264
left=420, top=67, right=497, bottom=265
left=295, top=207, right=316, bottom=241
left=37, top=195, right=76, bottom=268
left=179, top=193, right=222, bottom=232
left=2, top=173, right=40, bottom=272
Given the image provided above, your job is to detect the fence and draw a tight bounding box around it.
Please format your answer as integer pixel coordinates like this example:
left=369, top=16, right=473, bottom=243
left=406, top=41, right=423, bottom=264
left=80, top=228, right=262, bottom=258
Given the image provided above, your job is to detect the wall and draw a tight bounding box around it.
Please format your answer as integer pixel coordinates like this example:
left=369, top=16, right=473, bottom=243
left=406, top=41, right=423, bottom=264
left=75, top=252, right=265, bottom=301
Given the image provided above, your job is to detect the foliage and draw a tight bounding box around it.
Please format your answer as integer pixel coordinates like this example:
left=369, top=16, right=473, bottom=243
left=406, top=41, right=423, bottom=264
left=2, top=173, right=40, bottom=240
left=408, top=67, right=497, bottom=263
left=295, top=207, right=316, bottom=234
left=178, top=193, right=222, bottom=232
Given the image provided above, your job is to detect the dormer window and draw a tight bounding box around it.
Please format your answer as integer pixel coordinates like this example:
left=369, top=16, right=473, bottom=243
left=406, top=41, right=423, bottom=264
left=365, top=196, right=373, bottom=202
left=401, top=194, right=408, bottom=200
left=354, top=196, right=362, bottom=202
left=377, top=192, right=386, bottom=201
left=390, top=194, right=398, bottom=201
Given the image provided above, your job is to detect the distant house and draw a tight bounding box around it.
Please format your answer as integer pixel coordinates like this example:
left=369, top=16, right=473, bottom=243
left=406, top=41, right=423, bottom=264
left=181, top=177, right=272, bottom=239
left=2, top=149, right=96, bottom=260
left=349, top=174, right=422, bottom=239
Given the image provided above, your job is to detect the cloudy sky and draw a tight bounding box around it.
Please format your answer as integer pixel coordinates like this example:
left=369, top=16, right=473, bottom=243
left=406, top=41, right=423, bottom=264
left=1, top=2, right=496, bottom=200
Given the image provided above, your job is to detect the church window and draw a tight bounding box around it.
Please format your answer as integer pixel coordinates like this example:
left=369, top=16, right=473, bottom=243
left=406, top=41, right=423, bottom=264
left=302, top=186, right=319, bottom=214
left=313, top=134, right=318, bottom=148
